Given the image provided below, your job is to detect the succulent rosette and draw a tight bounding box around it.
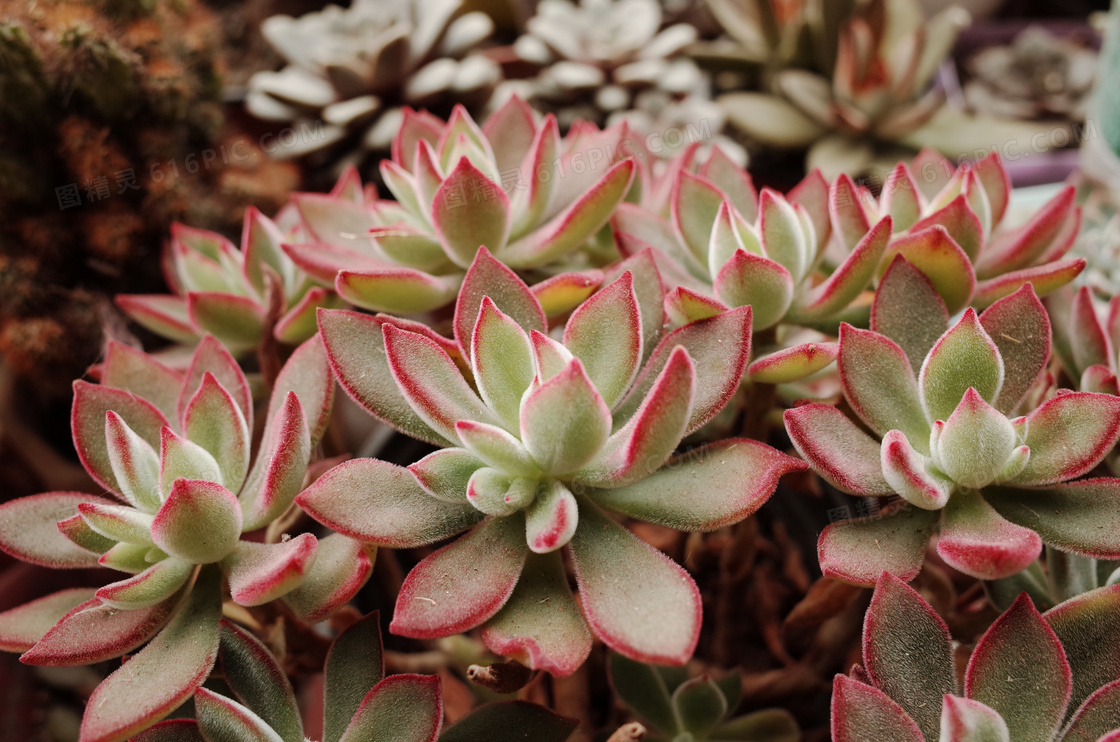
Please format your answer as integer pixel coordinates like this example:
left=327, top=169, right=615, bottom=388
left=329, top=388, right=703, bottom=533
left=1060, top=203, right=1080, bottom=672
left=301, top=248, right=805, bottom=675
left=0, top=336, right=363, bottom=742
left=612, top=147, right=893, bottom=384
left=282, top=99, right=638, bottom=317
left=834, top=573, right=1120, bottom=742
left=784, top=277, right=1120, bottom=585
left=116, top=197, right=346, bottom=355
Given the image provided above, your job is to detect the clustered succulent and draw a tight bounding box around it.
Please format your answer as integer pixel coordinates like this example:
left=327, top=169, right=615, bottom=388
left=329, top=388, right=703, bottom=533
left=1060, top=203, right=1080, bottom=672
left=6, top=92, right=1120, bottom=741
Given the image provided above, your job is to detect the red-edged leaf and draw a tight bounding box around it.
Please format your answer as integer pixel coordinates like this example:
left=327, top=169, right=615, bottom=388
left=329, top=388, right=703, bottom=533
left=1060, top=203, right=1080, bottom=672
left=482, top=96, right=537, bottom=175
left=985, top=479, right=1120, bottom=560
left=217, top=620, right=302, bottom=742
left=281, top=533, right=373, bottom=624
left=297, top=458, right=481, bottom=547
left=569, top=502, right=700, bottom=665
left=179, top=336, right=252, bottom=427
left=713, top=249, right=794, bottom=331
left=73, top=381, right=169, bottom=497
left=564, top=272, right=643, bottom=409
left=520, top=359, right=612, bottom=476
left=864, top=573, right=957, bottom=741
left=933, top=388, right=1018, bottom=489
left=1046, top=585, right=1120, bottom=714
left=78, top=500, right=154, bottom=544
left=281, top=241, right=388, bottom=284
left=748, top=341, right=838, bottom=384
left=525, top=480, right=578, bottom=554
left=1071, top=286, right=1112, bottom=373
left=977, top=186, right=1076, bottom=278
left=393, top=106, right=445, bottom=171
left=335, top=267, right=461, bottom=314
left=408, top=448, right=485, bottom=503
left=919, top=309, right=1004, bottom=423
left=594, top=438, right=803, bottom=530
left=971, top=258, right=1086, bottom=308
left=239, top=392, right=311, bottom=531
left=324, top=611, right=385, bottom=742
left=456, top=421, right=537, bottom=479
left=130, top=719, right=205, bottom=742
left=512, top=114, right=559, bottom=234
left=454, top=247, right=546, bottom=359
left=882, top=225, right=976, bottom=314
left=759, top=188, right=811, bottom=282
left=105, top=411, right=162, bottom=513
left=152, top=479, right=242, bottom=565
left=966, top=594, right=1071, bottom=742
left=100, top=341, right=182, bottom=422
left=831, top=674, right=924, bottom=742
left=186, top=293, right=266, bottom=353
left=785, top=404, right=892, bottom=496
left=612, top=206, right=709, bottom=283
left=339, top=674, right=442, bottom=742
left=471, top=297, right=535, bottom=432
left=194, top=687, right=284, bottom=742
left=115, top=293, right=199, bottom=346
left=940, top=695, right=1010, bottom=742
left=788, top=168, right=829, bottom=253
left=979, top=285, right=1051, bottom=414
left=481, top=551, right=592, bottom=677
left=390, top=517, right=528, bottom=638
left=274, top=286, right=342, bottom=345
left=838, top=324, right=930, bottom=447
left=432, top=157, right=511, bottom=269
left=1062, top=678, right=1120, bottom=742
left=871, top=255, right=949, bottom=373
left=0, top=588, right=95, bottom=653
left=96, top=559, right=194, bottom=610
left=79, top=566, right=222, bottom=742
left=241, top=207, right=289, bottom=296
left=880, top=164, right=923, bottom=231
left=224, top=534, right=317, bottom=606
left=292, top=193, right=376, bottom=249
left=0, top=492, right=115, bottom=568
left=936, top=491, right=1042, bottom=580
left=1010, top=393, right=1120, bottom=486
left=664, top=286, right=728, bottom=327
left=818, top=505, right=938, bottom=586
left=672, top=170, right=726, bottom=265
left=789, top=216, right=892, bottom=323
left=268, top=332, right=335, bottom=446
left=881, top=429, right=953, bottom=510
left=974, top=152, right=1011, bottom=225
left=184, top=373, right=250, bottom=495
left=22, top=594, right=178, bottom=666
left=830, top=174, right=873, bottom=253
left=911, top=195, right=984, bottom=263
left=530, top=270, right=603, bottom=318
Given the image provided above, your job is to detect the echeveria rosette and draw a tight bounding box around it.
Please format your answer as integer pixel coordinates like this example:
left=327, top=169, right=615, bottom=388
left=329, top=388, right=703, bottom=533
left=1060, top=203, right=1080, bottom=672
left=833, top=573, right=1120, bottom=742
left=843, top=150, right=1084, bottom=312
left=612, top=154, right=893, bottom=385
left=0, top=336, right=365, bottom=742
left=303, top=248, right=805, bottom=674
left=116, top=195, right=348, bottom=356
left=283, top=99, right=637, bottom=318
left=785, top=279, right=1120, bottom=586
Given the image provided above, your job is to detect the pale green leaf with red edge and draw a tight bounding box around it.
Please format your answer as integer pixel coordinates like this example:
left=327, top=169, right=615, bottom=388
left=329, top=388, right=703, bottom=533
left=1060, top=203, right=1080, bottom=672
left=408, top=449, right=484, bottom=503
left=940, top=696, right=1010, bottom=742
left=831, top=675, right=924, bottom=742
left=390, top=516, right=527, bottom=638
left=21, top=594, right=179, bottom=666
left=335, top=268, right=461, bottom=315
left=569, top=501, right=700, bottom=665
left=612, top=206, right=708, bottom=283
left=785, top=404, right=892, bottom=496
left=393, top=106, right=444, bottom=172
left=292, top=193, right=376, bottom=250
left=115, top=295, right=199, bottom=344
left=471, top=298, right=535, bottom=432
left=978, top=285, right=1051, bottom=414
left=1071, top=286, right=1112, bottom=373
left=152, top=479, right=242, bottom=564
left=481, top=550, right=592, bottom=677
left=520, top=359, right=611, bottom=476
left=704, top=146, right=760, bottom=222
left=881, top=225, right=975, bottom=314
left=0, top=492, right=117, bottom=568
left=977, top=186, right=1077, bottom=278
left=241, top=207, right=288, bottom=296
left=511, top=114, right=559, bottom=236
left=526, top=479, right=578, bottom=553
left=530, top=270, right=602, bottom=319
left=239, top=393, right=311, bottom=531
left=224, top=535, right=317, bottom=606
left=73, top=381, right=169, bottom=496
left=789, top=217, right=893, bottom=324
left=432, top=157, right=511, bottom=269
left=920, top=309, right=1004, bottom=423
left=973, top=152, right=1011, bottom=225
left=881, top=429, right=953, bottom=510
left=530, top=330, right=574, bottom=383
left=911, top=195, right=984, bottom=262
left=268, top=333, right=335, bottom=446
left=593, top=438, right=804, bottom=531
left=748, top=342, right=838, bottom=384
left=830, top=174, right=873, bottom=253
left=0, top=588, right=95, bottom=652
left=195, top=688, right=284, bottom=742
left=455, top=421, right=538, bottom=477
left=187, top=293, right=266, bottom=352
left=217, top=621, right=302, bottom=742
left=184, top=374, right=250, bottom=495
left=864, top=573, right=957, bottom=740
left=1046, top=585, right=1120, bottom=714
left=966, top=594, right=1071, bottom=742
left=78, top=500, right=153, bottom=544
left=454, top=247, right=546, bottom=359
left=564, top=272, right=643, bottom=409
left=713, top=249, right=793, bottom=331
left=1081, top=364, right=1120, bottom=395
left=818, top=505, right=938, bottom=586
left=318, top=310, right=449, bottom=447
left=97, top=558, right=194, bottom=610
left=985, top=479, right=1120, bottom=559
left=57, top=510, right=117, bottom=555
left=323, top=611, right=384, bottom=742
left=934, top=389, right=1017, bottom=489
left=881, top=164, right=923, bottom=231
left=281, top=242, right=390, bottom=285
left=125, top=720, right=205, bottom=742
left=105, top=411, right=162, bottom=513
left=665, top=286, right=728, bottom=327
left=482, top=96, right=537, bottom=175
left=788, top=169, right=829, bottom=255
left=936, top=490, right=1042, bottom=580
left=972, top=258, right=1086, bottom=309
left=1062, top=679, right=1120, bottom=742
left=439, top=701, right=578, bottom=742
left=100, top=341, right=182, bottom=422
left=871, top=255, right=949, bottom=373
left=159, top=426, right=224, bottom=498
left=297, top=458, right=481, bottom=547
left=759, top=188, right=810, bottom=282
left=616, top=306, right=751, bottom=435
left=275, top=286, right=344, bottom=345
left=97, top=541, right=153, bottom=572
left=672, top=171, right=725, bottom=265
left=574, top=347, right=694, bottom=489
left=503, top=160, right=635, bottom=269
left=281, top=533, right=373, bottom=625
left=80, top=566, right=222, bottom=742
left=338, top=674, right=442, bottom=742
left=178, top=336, right=252, bottom=427
left=838, top=324, right=930, bottom=449
left=1009, top=393, right=1120, bottom=487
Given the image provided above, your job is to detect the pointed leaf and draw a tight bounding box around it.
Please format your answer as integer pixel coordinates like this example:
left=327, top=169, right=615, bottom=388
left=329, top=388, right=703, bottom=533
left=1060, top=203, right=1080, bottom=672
left=1010, top=393, right=1120, bottom=487
left=78, top=500, right=155, bottom=544
left=268, top=333, right=335, bottom=446
left=281, top=533, right=373, bottom=625
left=920, top=310, right=1004, bottom=423
left=1062, top=679, right=1120, bottom=742
left=335, top=268, right=461, bottom=314
left=871, top=255, right=949, bottom=372
left=239, top=392, right=310, bottom=531
left=830, top=178, right=872, bottom=254
left=713, top=250, right=794, bottom=331
left=324, top=611, right=385, bottom=742
left=152, top=480, right=242, bottom=564
left=985, top=479, right=1120, bottom=560
left=979, top=285, right=1051, bottom=414
left=563, top=272, right=643, bottom=409
left=73, top=380, right=169, bottom=496
left=432, top=157, right=511, bottom=269
left=100, top=341, right=182, bottom=422
left=672, top=171, right=726, bottom=265
left=116, top=295, right=198, bottom=345
left=937, top=490, right=1042, bottom=580
left=408, top=449, right=485, bottom=504
left=471, top=298, right=535, bottom=431
left=21, top=595, right=178, bottom=666
left=179, top=337, right=253, bottom=427
left=195, top=688, right=285, bottom=742
left=940, top=696, right=1010, bottom=742
left=818, top=505, right=939, bottom=586
left=978, top=187, right=1077, bottom=277
left=608, top=652, right=676, bottom=734
left=217, top=621, right=302, bottom=742
left=96, top=558, right=194, bottom=610
left=455, top=421, right=538, bottom=477
left=883, top=226, right=976, bottom=314
left=790, top=217, right=892, bottom=323
left=105, top=411, right=162, bottom=513
left=972, top=258, right=1086, bottom=309
left=881, top=429, right=953, bottom=510
left=0, top=492, right=116, bottom=568
left=455, top=247, right=546, bottom=358
left=748, top=342, right=838, bottom=384
left=224, top=535, right=317, bottom=606
left=831, top=675, right=924, bottom=742
left=1046, top=585, right=1120, bottom=714
left=839, top=324, right=930, bottom=447
left=338, top=674, right=441, bottom=742
left=0, top=588, right=96, bottom=653
left=665, top=286, right=728, bottom=327
left=184, top=374, right=250, bottom=495
left=785, top=404, right=892, bottom=496
left=520, top=359, right=611, bottom=476
left=934, top=389, right=1017, bottom=490
left=1071, top=286, right=1112, bottom=373
left=529, top=270, right=602, bottom=319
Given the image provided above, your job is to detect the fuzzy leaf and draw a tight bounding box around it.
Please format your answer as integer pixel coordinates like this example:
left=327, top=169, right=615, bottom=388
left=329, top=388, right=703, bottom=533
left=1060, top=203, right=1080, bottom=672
left=80, top=566, right=222, bottom=742
left=22, top=595, right=178, bottom=666
left=105, top=411, right=162, bottom=513
left=471, top=298, right=535, bottom=431
left=937, top=490, right=1042, bottom=580
left=940, top=696, right=1010, bottom=742
left=432, top=158, right=511, bottom=268
left=979, top=285, right=1051, bottom=414
left=0, top=492, right=115, bottom=568
left=438, top=701, right=578, bottom=742
left=184, top=374, right=250, bottom=495
left=830, top=175, right=872, bottom=253
left=224, top=535, right=317, bottom=606
left=1062, top=679, right=1120, bottom=742
left=335, top=268, right=461, bottom=314
left=100, top=341, right=182, bottom=422
left=97, top=558, right=194, bottom=610
left=390, top=516, right=528, bottom=638
left=1046, top=586, right=1120, bottom=714
left=911, top=195, right=984, bottom=263
left=934, top=389, right=1017, bottom=489
left=281, top=533, right=373, bottom=625
left=339, top=674, right=441, bottom=742
left=525, top=480, right=578, bottom=554
left=871, top=255, right=949, bottom=373
left=672, top=171, right=725, bottom=265
left=971, top=259, right=1086, bottom=309
left=73, top=381, right=169, bottom=496
left=985, top=479, right=1120, bottom=560
left=116, top=295, right=198, bottom=345
left=838, top=324, right=930, bottom=448
left=569, top=502, right=699, bottom=665
left=454, top=247, right=546, bottom=357
left=785, top=404, right=892, bottom=496
left=195, top=688, right=285, bottom=742
left=1010, top=393, right=1120, bottom=487
left=977, top=187, right=1076, bottom=278
left=409, top=449, right=485, bottom=503
left=0, top=588, right=96, bottom=653
left=128, top=720, right=205, bottom=742
left=520, top=359, right=611, bottom=476
left=217, top=621, right=302, bottom=742
left=564, top=272, right=643, bottom=409
left=831, top=675, right=924, bottom=742
left=665, top=286, right=728, bottom=327
left=268, top=333, right=335, bottom=446
left=159, top=427, right=225, bottom=498
left=920, top=310, right=1004, bottom=423
left=608, top=652, right=677, bottom=734
left=748, top=341, right=839, bottom=384
left=78, top=500, right=154, bottom=544
left=455, top=421, right=538, bottom=477
left=240, top=393, right=311, bottom=531
left=151, top=479, right=241, bottom=564
left=713, top=250, right=794, bottom=331
left=324, top=611, right=385, bottom=742
left=530, top=270, right=603, bottom=319
left=818, top=505, right=939, bottom=586
left=883, top=226, right=976, bottom=314
left=187, top=294, right=266, bottom=352
left=298, top=458, right=481, bottom=547
left=790, top=216, right=892, bottom=323
left=881, top=164, right=923, bottom=231
left=481, top=551, right=592, bottom=677
left=881, top=429, right=953, bottom=510
left=179, top=337, right=253, bottom=427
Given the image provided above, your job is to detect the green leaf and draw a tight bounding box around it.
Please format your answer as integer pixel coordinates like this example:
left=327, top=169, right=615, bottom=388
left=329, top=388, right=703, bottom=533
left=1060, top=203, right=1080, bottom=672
left=151, top=479, right=242, bottom=565
left=831, top=675, right=924, bottom=742
left=338, top=674, right=442, bottom=742
left=438, top=701, right=578, bottom=742
left=159, top=428, right=226, bottom=497
left=96, top=558, right=194, bottom=610
left=409, top=449, right=485, bottom=503
left=563, top=272, right=643, bottom=409
left=920, top=309, right=1004, bottom=423
left=818, top=505, right=938, bottom=587
left=932, top=389, right=1017, bottom=489
left=709, top=709, right=799, bottom=741
left=281, top=533, right=374, bottom=625
left=939, top=696, right=1010, bottom=742
left=986, top=481, right=1120, bottom=562
left=871, top=255, right=949, bottom=373
left=1046, top=586, right=1120, bottom=714
left=183, top=374, right=250, bottom=495
left=673, top=675, right=728, bottom=737
left=195, top=688, right=285, bottom=742
left=324, top=611, right=385, bottom=742
left=218, top=622, right=303, bottom=742
left=105, top=410, right=163, bottom=513
left=520, top=359, right=611, bottom=476
left=432, top=157, right=511, bottom=268
left=608, top=652, right=678, bottom=735
left=0, top=588, right=96, bottom=653
left=470, top=298, right=535, bottom=432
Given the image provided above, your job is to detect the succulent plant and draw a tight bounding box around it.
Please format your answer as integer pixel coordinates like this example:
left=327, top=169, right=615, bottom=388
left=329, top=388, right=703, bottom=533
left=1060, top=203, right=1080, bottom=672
left=246, top=0, right=501, bottom=169
left=0, top=335, right=353, bottom=741
left=834, top=573, right=1120, bottom=742
left=785, top=282, right=1120, bottom=585
left=283, top=100, right=637, bottom=316
left=608, top=652, right=800, bottom=741
left=300, top=248, right=805, bottom=674
left=116, top=196, right=348, bottom=357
